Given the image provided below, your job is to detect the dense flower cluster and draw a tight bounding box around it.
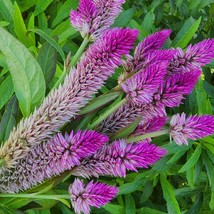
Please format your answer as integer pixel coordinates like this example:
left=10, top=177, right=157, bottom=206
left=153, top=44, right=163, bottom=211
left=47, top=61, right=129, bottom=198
left=0, top=28, right=138, bottom=168
left=69, top=179, right=118, bottom=214
left=70, top=0, right=125, bottom=39
left=1, top=0, right=214, bottom=213
left=0, top=130, right=108, bottom=193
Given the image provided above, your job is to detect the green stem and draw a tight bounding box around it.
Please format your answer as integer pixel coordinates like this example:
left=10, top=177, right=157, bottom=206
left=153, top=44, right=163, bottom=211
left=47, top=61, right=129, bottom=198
left=127, top=129, right=169, bottom=143
left=53, top=36, right=89, bottom=89
left=88, top=98, right=127, bottom=129
left=0, top=193, right=70, bottom=200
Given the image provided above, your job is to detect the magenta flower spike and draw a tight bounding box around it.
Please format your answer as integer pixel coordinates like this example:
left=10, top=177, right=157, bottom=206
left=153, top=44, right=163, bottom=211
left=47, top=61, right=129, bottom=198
left=0, top=130, right=108, bottom=193
left=122, top=62, right=168, bottom=104
left=0, top=28, right=138, bottom=168
left=71, top=140, right=167, bottom=178
left=69, top=179, right=118, bottom=214
left=157, top=70, right=201, bottom=108
left=134, top=116, right=168, bottom=136
left=168, top=39, right=214, bottom=75
left=170, top=113, right=214, bottom=145
left=70, top=0, right=125, bottom=39
left=124, top=30, right=171, bottom=72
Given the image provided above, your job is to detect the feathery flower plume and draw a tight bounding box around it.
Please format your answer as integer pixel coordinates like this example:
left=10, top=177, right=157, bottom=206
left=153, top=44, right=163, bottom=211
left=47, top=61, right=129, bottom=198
left=121, top=62, right=168, bottom=104
left=69, top=179, right=118, bottom=214
left=157, top=70, right=201, bottom=107
left=70, top=0, right=125, bottom=39
left=168, top=39, right=214, bottom=75
left=0, top=28, right=138, bottom=168
left=134, top=116, right=168, bottom=136
left=0, top=130, right=108, bottom=193
left=124, top=30, right=171, bottom=72
left=71, top=140, right=167, bottom=178
left=170, top=113, right=214, bottom=145
left=97, top=101, right=144, bottom=134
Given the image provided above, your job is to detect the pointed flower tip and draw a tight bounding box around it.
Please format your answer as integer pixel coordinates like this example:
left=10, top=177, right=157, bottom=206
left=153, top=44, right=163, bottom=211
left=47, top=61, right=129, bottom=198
left=170, top=113, right=214, bottom=145
left=69, top=179, right=118, bottom=214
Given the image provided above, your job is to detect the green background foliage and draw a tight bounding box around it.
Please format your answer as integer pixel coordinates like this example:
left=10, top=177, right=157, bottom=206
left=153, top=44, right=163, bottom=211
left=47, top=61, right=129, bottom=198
left=0, top=0, right=214, bottom=213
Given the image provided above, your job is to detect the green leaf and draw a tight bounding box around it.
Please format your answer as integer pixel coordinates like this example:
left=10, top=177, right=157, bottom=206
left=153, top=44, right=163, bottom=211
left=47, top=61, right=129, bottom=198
left=37, top=40, right=57, bottom=86
left=160, top=173, right=181, bottom=214
left=0, top=75, right=14, bottom=111
left=79, top=92, right=121, bottom=115
left=29, top=28, right=65, bottom=60
left=166, top=150, right=187, bottom=164
left=0, top=0, right=14, bottom=33
left=103, top=204, right=124, bottom=214
left=13, top=2, right=34, bottom=47
left=186, top=194, right=203, bottom=214
left=16, top=0, right=38, bottom=12
left=34, top=0, right=54, bottom=16
left=113, top=8, right=135, bottom=27
left=0, top=27, right=46, bottom=117
left=137, top=207, right=167, bottom=214
left=111, top=115, right=142, bottom=140
left=125, top=194, right=136, bottom=214
left=141, top=10, right=155, bottom=36
left=0, top=96, right=17, bottom=144
left=52, top=0, right=78, bottom=27
left=196, top=79, right=212, bottom=114
left=172, top=16, right=201, bottom=48
left=179, top=145, right=202, bottom=173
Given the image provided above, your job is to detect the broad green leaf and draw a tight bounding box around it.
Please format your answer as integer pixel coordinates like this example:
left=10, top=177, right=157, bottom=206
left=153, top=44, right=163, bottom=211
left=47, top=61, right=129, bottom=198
left=210, top=191, right=214, bottom=210
left=139, top=181, right=153, bottom=203
left=137, top=207, right=167, bottom=214
left=0, top=75, right=14, bottom=111
left=113, top=8, right=135, bottom=27
left=175, top=187, right=202, bottom=197
left=0, top=27, right=46, bottom=117
left=16, top=0, right=38, bottom=12
left=111, top=115, right=142, bottom=140
left=125, top=194, right=136, bottom=214
left=141, top=10, right=155, bottom=36
left=29, top=28, right=65, bottom=60
left=52, top=0, right=78, bottom=27
left=202, top=153, right=214, bottom=188
left=179, top=145, right=202, bottom=173
left=118, top=171, right=150, bottom=195
left=166, top=150, right=187, bottom=164
left=13, top=2, right=34, bottom=47
left=129, top=19, right=145, bottom=40
left=0, top=0, right=14, bottom=33
left=160, top=173, right=181, bottom=214
left=79, top=92, right=121, bottom=115
left=172, top=16, right=201, bottom=48
left=37, top=40, right=57, bottom=86
left=196, top=79, right=212, bottom=114
left=0, top=96, right=17, bottom=144
left=103, top=204, right=124, bottom=214
left=34, top=0, right=54, bottom=16
left=0, top=21, right=10, bottom=27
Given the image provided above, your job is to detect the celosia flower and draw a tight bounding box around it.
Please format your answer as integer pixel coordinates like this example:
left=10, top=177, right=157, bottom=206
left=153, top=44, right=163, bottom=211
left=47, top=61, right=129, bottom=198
left=157, top=70, right=201, bottom=107
left=69, top=179, right=118, bottom=214
left=122, top=62, right=168, bottom=104
left=71, top=139, right=167, bottom=178
left=124, top=30, right=171, bottom=72
left=0, top=28, right=138, bottom=168
left=70, top=0, right=125, bottom=39
left=170, top=113, right=214, bottom=145
left=0, top=130, right=108, bottom=193
left=134, top=116, right=168, bottom=136
left=97, top=101, right=144, bottom=134
left=168, top=39, right=214, bottom=75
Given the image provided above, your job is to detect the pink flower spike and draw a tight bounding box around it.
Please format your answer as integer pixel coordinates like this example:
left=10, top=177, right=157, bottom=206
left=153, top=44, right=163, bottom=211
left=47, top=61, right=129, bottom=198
left=71, top=140, right=167, bottom=178
left=134, top=116, right=168, bottom=136
left=122, top=61, right=168, bottom=104
left=69, top=179, right=118, bottom=214
left=185, top=39, right=214, bottom=67
left=170, top=113, right=214, bottom=145
left=70, top=0, right=126, bottom=39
